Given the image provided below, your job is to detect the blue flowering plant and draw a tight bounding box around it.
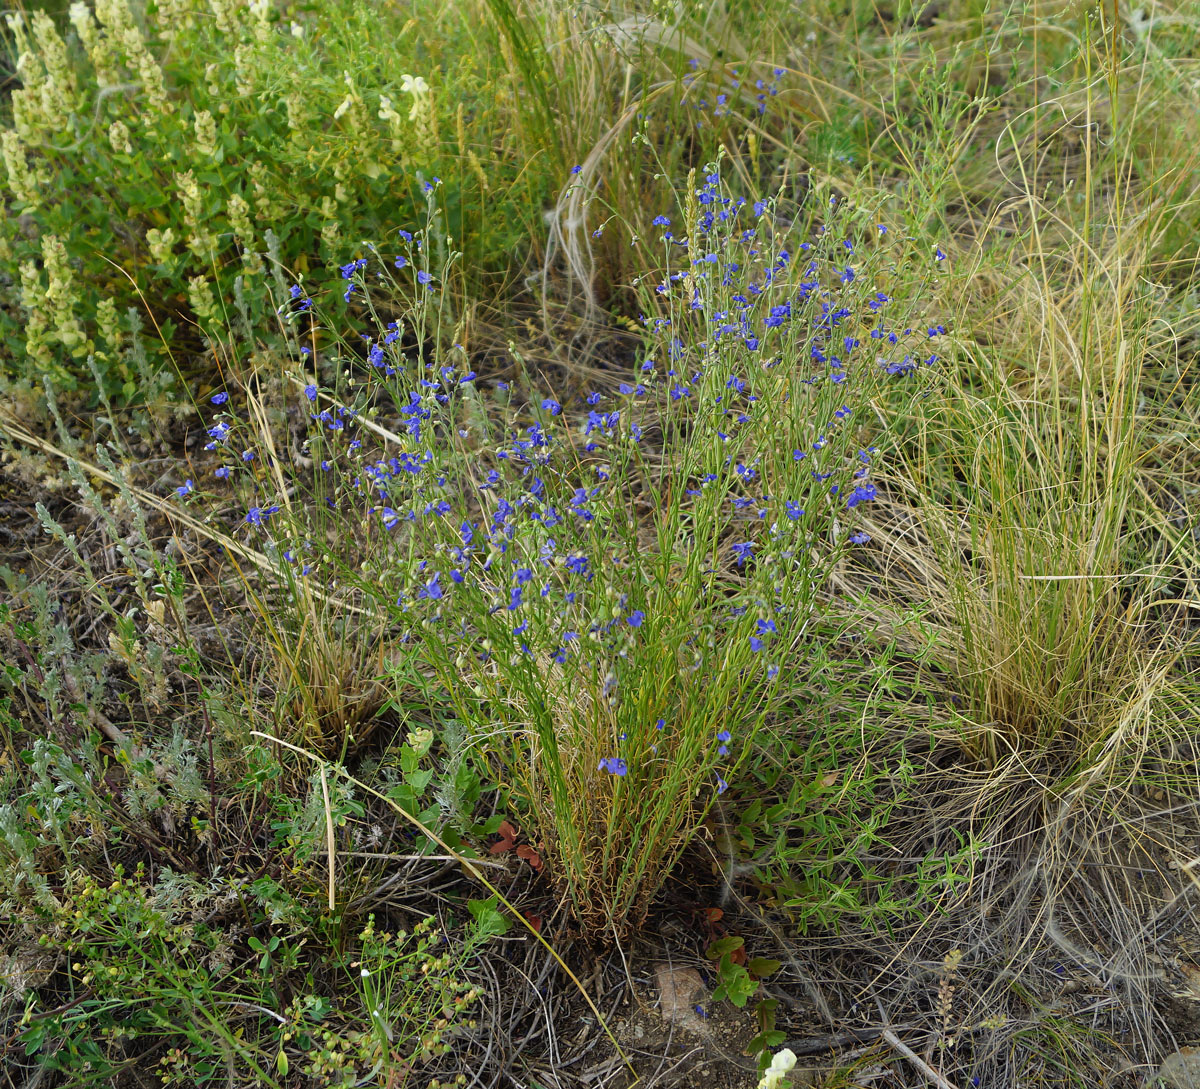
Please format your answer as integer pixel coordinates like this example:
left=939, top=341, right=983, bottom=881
left=173, top=164, right=938, bottom=933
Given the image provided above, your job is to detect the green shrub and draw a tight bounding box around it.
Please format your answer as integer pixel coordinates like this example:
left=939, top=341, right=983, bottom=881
left=0, top=0, right=554, bottom=399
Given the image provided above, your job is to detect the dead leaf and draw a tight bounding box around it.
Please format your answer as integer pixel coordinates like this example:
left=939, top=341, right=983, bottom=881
left=515, top=844, right=543, bottom=871
left=489, top=819, right=518, bottom=854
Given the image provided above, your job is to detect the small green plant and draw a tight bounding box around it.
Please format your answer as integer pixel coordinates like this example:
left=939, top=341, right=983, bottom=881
left=343, top=914, right=480, bottom=1085
left=747, top=998, right=788, bottom=1075
left=283, top=913, right=480, bottom=1087
left=21, top=865, right=282, bottom=1086
left=705, top=934, right=779, bottom=1008
left=7, top=801, right=488, bottom=1087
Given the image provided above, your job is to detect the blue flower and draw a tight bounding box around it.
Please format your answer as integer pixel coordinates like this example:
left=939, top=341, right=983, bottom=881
left=245, top=505, right=280, bottom=526
left=394, top=255, right=408, bottom=269
left=785, top=501, right=804, bottom=521
left=749, top=636, right=764, bottom=652
left=541, top=398, right=561, bottom=415
left=286, top=283, right=312, bottom=312
left=845, top=483, right=877, bottom=509
left=599, top=757, right=628, bottom=776
left=214, top=466, right=230, bottom=479
left=175, top=479, right=194, bottom=497
left=304, top=384, right=318, bottom=402
left=626, top=610, right=645, bottom=628
left=571, top=164, right=583, bottom=175
left=715, top=776, right=728, bottom=795
left=417, top=573, right=443, bottom=600
left=210, top=392, right=228, bottom=404
left=417, top=270, right=433, bottom=285
left=652, top=215, right=671, bottom=226
left=730, top=541, right=755, bottom=566
left=935, top=246, right=947, bottom=261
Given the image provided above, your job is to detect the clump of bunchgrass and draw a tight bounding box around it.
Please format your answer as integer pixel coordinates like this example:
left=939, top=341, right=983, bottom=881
left=868, top=161, right=1194, bottom=791
left=172, top=164, right=939, bottom=933
left=231, top=417, right=397, bottom=760
left=812, top=20, right=1200, bottom=1080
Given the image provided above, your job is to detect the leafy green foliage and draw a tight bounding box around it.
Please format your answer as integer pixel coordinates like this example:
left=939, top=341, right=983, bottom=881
left=706, top=936, right=758, bottom=1007
left=0, top=0, right=553, bottom=398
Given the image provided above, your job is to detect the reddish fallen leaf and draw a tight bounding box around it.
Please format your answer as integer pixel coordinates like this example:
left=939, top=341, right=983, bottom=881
left=515, top=844, right=543, bottom=871
left=730, top=943, right=748, bottom=967
left=523, top=912, right=543, bottom=933
left=490, top=819, right=518, bottom=854
left=705, top=907, right=724, bottom=924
